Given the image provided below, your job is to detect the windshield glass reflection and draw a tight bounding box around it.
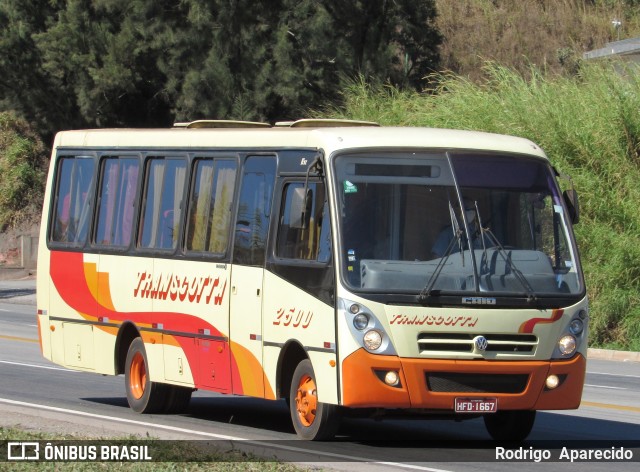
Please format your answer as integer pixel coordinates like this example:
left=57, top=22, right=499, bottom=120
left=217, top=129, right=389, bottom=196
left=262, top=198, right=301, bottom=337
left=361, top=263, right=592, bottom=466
left=335, top=152, right=582, bottom=297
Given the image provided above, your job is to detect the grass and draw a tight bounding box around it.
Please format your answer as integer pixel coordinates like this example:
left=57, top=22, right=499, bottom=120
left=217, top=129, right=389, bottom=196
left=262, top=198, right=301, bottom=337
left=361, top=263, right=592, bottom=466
left=329, top=61, right=640, bottom=351
left=0, top=427, right=306, bottom=471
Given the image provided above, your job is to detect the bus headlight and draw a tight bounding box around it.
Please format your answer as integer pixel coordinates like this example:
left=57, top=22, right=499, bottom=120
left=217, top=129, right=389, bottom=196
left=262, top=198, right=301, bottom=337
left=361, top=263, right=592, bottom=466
left=353, top=313, right=369, bottom=330
left=363, top=330, right=383, bottom=351
left=558, top=335, right=577, bottom=356
left=569, top=318, right=584, bottom=335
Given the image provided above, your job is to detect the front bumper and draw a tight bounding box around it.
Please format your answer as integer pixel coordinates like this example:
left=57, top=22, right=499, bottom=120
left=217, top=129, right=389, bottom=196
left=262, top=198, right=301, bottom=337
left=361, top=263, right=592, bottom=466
left=341, top=348, right=585, bottom=411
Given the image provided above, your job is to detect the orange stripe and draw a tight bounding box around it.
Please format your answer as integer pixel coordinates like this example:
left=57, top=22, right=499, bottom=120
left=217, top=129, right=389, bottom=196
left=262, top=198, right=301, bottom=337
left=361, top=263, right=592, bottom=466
left=83, top=261, right=100, bottom=306
left=0, top=334, right=39, bottom=344
left=581, top=401, right=640, bottom=413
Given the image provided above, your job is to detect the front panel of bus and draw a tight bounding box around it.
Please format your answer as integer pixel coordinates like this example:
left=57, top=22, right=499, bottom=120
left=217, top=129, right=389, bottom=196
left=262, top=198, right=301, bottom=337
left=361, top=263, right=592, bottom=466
left=331, top=150, right=587, bottom=413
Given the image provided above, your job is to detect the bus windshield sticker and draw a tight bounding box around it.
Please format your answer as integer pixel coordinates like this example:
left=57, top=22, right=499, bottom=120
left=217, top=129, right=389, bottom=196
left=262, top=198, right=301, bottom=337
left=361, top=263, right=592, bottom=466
left=343, top=180, right=358, bottom=194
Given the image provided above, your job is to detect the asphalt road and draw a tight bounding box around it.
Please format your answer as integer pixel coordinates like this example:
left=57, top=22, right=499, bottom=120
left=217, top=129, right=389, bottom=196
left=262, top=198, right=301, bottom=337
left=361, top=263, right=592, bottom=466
left=0, top=291, right=639, bottom=471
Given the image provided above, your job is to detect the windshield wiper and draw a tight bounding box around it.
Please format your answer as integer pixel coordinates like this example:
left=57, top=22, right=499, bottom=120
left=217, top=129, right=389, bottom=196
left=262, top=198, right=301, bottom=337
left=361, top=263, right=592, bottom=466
left=478, top=224, right=538, bottom=302
left=419, top=203, right=463, bottom=302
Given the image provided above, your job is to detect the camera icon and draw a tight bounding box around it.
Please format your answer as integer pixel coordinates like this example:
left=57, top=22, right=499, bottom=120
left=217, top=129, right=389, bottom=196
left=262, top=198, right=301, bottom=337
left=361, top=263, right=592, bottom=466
left=7, top=442, right=40, bottom=461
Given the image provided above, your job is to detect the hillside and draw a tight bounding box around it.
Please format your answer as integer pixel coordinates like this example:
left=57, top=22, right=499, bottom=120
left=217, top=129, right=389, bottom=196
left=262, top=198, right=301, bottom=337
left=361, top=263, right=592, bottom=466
left=435, top=0, right=640, bottom=80
left=332, top=61, right=640, bottom=351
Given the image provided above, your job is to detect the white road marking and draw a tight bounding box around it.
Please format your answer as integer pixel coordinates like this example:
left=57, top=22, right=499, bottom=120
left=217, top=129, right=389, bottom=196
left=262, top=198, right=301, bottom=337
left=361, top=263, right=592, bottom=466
left=0, top=360, right=79, bottom=373
left=0, top=397, right=454, bottom=471
left=584, top=384, right=626, bottom=390
left=588, top=371, right=640, bottom=379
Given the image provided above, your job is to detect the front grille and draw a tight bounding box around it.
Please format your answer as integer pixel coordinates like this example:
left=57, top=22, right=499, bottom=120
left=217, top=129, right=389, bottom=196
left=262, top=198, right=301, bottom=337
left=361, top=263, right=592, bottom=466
left=426, top=372, right=529, bottom=394
left=417, top=333, right=538, bottom=355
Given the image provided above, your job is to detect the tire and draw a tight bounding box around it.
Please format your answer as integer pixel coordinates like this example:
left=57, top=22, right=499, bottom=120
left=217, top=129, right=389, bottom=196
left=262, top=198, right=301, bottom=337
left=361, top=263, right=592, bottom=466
left=289, top=359, right=341, bottom=440
left=484, top=410, right=536, bottom=441
left=124, top=337, right=167, bottom=413
left=163, top=385, right=193, bottom=414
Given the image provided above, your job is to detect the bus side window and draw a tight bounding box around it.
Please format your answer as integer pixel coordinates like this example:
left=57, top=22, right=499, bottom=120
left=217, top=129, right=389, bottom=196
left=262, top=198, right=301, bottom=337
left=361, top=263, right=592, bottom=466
left=95, top=157, right=139, bottom=247
left=185, top=158, right=237, bottom=254
left=139, top=157, right=187, bottom=250
left=50, top=156, right=96, bottom=245
left=277, top=182, right=330, bottom=262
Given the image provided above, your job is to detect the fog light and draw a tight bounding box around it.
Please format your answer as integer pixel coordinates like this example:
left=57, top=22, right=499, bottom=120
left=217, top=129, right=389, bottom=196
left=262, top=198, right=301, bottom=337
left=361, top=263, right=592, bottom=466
left=558, top=335, right=577, bottom=356
left=546, top=374, right=560, bottom=389
left=353, top=313, right=369, bottom=330
left=384, top=371, right=399, bottom=386
left=363, top=330, right=383, bottom=351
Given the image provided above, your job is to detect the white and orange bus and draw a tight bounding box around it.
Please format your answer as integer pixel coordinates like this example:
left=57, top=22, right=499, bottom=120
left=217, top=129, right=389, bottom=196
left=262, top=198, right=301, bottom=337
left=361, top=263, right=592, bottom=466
left=37, top=119, right=587, bottom=441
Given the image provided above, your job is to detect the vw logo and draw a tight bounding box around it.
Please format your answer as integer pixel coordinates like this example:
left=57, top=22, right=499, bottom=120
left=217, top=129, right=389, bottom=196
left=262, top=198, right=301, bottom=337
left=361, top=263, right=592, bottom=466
left=474, top=336, right=489, bottom=352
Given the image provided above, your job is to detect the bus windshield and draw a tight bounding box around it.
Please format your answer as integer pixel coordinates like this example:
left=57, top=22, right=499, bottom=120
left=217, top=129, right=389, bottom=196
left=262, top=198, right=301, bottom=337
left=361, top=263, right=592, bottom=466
left=334, top=152, right=583, bottom=299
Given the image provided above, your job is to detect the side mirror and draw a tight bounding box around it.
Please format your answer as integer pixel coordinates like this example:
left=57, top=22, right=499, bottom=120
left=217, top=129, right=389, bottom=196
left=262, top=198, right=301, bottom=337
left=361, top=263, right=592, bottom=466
left=563, top=189, right=580, bottom=225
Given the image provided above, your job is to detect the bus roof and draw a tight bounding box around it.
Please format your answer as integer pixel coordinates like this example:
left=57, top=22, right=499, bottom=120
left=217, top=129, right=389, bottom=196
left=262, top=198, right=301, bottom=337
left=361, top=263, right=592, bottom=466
left=53, top=126, right=548, bottom=160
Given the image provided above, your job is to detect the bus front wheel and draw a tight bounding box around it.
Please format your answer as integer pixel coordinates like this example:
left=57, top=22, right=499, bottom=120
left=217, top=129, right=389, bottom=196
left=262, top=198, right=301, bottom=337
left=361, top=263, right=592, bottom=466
left=125, top=337, right=167, bottom=413
left=289, top=359, right=340, bottom=440
left=484, top=410, right=536, bottom=441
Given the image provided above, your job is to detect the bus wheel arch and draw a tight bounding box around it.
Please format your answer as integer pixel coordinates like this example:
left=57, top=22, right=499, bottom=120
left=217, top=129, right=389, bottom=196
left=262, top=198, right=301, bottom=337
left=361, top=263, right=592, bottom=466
left=276, top=340, right=308, bottom=400
left=115, top=322, right=140, bottom=375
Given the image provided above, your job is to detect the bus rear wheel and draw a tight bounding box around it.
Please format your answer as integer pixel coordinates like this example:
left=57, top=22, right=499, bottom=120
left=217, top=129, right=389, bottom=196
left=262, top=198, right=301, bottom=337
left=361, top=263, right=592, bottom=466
left=125, top=337, right=167, bottom=413
left=484, top=410, right=536, bottom=441
left=289, top=359, right=340, bottom=440
left=163, top=385, right=193, bottom=413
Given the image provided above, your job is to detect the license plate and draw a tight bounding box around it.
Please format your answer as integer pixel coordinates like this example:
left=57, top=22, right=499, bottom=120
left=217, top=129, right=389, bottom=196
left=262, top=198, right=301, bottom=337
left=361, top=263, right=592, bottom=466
left=454, top=397, right=498, bottom=413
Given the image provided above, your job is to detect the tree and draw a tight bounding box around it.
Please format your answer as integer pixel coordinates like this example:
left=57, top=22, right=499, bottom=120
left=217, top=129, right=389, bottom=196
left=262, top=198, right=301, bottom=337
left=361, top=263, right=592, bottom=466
left=35, top=0, right=176, bottom=129
left=0, top=0, right=68, bottom=141
left=0, top=0, right=442, bottom=134
left=170, top=0, right=442, bottom=121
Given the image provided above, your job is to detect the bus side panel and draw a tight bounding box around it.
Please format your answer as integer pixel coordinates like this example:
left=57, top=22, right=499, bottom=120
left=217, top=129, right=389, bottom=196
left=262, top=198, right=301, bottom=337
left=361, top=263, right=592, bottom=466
left=262, top=271, right=338, bottom=405
left=153, top=257, right=231, bottom=391
left=97, top=254, right=153, bottom=376
left=46, top=252, right=99, bottom=371
left=36, top=145, right=57, bottom=362
left=229, top=264, right=268, bottom=398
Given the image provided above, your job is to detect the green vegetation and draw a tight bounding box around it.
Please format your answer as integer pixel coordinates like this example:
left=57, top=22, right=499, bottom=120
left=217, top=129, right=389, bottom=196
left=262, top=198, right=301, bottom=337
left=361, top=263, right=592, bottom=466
left=0, top=111, right=47, bottom=231
left=0, top=427, right=305, bottom=471
left=331, top=61, right=640, bottom=351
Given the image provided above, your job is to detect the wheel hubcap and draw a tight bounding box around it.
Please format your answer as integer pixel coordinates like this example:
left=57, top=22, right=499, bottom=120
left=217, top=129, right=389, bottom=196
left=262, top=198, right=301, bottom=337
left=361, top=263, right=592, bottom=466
left=295, top=374, right=317, bottom=427
left=130, top=352, right=147, bottom=399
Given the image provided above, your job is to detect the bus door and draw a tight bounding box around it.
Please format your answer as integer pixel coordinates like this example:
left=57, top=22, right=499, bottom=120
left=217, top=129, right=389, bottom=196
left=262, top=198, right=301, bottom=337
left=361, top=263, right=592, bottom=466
left=229, top=156, right=277, bottom=397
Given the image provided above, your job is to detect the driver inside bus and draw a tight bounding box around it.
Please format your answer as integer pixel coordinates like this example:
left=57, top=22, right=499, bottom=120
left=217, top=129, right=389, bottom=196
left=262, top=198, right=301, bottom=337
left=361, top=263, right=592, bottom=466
left=431, top=198, right=492, bottom=258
